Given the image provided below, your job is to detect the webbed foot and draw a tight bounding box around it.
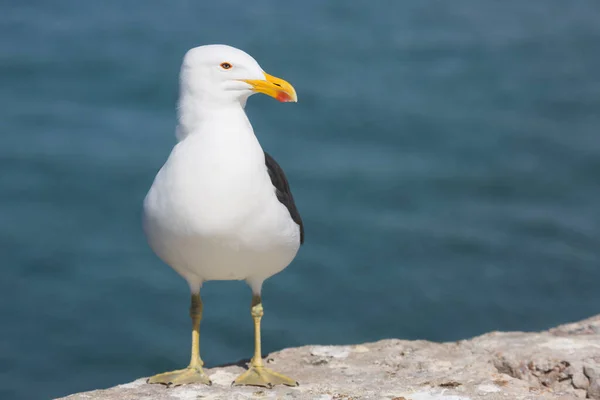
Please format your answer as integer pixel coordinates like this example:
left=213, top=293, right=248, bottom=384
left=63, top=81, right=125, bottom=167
left=232, top=365, right=298, bottom=388
left=147, top=366, right=211, bottom=387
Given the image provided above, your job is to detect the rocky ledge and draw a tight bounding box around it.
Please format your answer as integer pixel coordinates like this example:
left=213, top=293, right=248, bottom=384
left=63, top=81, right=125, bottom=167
left=59, top=315, right=600, bottom=400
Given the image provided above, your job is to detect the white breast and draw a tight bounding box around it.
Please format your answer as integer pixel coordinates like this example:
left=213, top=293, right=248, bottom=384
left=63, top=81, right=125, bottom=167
left=143, top=113, right=300, bottom=291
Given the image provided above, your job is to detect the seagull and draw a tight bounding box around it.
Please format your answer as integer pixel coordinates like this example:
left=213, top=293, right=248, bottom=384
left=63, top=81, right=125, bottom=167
left=142, top=44, right=304, bottom=388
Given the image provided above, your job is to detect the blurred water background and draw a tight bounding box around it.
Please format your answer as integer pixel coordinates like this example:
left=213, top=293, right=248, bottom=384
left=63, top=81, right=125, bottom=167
left=1, top=1, right=599, bottom=399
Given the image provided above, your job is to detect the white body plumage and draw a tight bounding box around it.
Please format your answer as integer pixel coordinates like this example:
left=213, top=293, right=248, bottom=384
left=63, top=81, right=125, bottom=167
left=142, top=45, right=302, bottom=295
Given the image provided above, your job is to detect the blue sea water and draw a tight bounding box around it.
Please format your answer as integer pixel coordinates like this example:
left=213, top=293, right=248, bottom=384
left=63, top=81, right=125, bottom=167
left=1, top=1, right=600, bottom=399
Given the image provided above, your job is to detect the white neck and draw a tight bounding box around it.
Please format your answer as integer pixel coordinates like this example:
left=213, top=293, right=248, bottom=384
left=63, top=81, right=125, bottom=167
left=175, top=91, right=251, bottom=141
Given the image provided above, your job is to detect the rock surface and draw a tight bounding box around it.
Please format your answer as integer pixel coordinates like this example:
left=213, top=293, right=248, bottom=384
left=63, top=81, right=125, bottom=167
left=58, top=315, right=600, bottom=400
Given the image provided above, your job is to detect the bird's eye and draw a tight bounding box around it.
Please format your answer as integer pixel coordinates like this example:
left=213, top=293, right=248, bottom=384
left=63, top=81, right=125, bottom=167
left=220, top=62, right=232, bottom=70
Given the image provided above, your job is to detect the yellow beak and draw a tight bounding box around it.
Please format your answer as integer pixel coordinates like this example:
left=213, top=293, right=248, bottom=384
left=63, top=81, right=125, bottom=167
left=242, top=72, right=298, bottom=103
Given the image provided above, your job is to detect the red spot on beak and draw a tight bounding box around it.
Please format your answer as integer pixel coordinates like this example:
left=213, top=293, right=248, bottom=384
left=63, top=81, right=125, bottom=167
left=276, top=91, right=292, bottom=102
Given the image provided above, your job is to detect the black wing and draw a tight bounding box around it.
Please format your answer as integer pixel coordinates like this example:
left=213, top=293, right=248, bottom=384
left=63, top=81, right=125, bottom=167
left=264, top=151, right=304, bottom=245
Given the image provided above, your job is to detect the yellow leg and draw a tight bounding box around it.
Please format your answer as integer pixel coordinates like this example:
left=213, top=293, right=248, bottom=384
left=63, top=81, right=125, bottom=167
left=233, top=295, right=298, bottom=388
left=147, top=294, right=212, bottom=387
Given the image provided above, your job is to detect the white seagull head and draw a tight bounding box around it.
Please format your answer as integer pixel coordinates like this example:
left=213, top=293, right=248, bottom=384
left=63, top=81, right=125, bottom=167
left=180, top=44, right=297, bottom=107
